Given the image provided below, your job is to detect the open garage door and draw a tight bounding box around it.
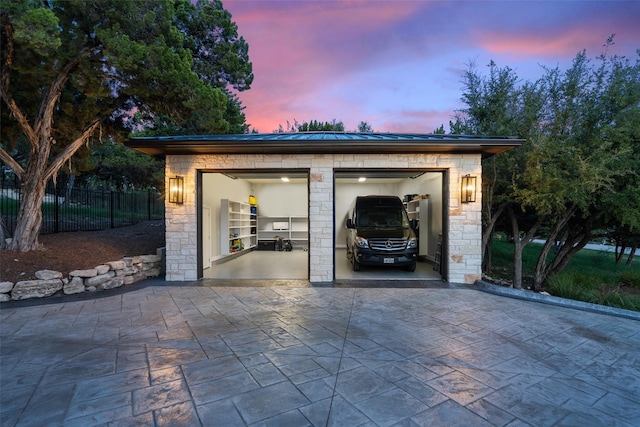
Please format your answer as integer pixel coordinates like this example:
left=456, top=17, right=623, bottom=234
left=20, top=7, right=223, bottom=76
left=199, top=170, right=309, bottom=280
left=334, top=169, right=445, bottom=281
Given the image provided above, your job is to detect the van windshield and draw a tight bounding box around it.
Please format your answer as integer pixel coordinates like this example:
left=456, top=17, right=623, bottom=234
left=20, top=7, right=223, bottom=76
left=356, top=207, right=410, bottom=228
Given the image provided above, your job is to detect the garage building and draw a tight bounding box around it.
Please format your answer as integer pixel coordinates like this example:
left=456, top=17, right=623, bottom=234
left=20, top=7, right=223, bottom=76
left=126, top=132, right=522, bottom=285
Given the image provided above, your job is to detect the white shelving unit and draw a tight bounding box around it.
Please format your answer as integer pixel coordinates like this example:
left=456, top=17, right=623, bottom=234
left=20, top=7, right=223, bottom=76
left=404, top=198, right=429, bottom=257
left=220, top=199, right=257, bottom=257
left=257, top=216, right=308, bottom=249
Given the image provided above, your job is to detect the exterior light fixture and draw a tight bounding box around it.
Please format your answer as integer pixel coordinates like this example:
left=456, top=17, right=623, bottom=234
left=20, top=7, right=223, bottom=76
left=281, top=177, right=290, bottom=182
left=358, top=177, right=366, bottom=182
left=168, top=176, right=184, bottom=204
left=461, top=174, right=476, bottom=203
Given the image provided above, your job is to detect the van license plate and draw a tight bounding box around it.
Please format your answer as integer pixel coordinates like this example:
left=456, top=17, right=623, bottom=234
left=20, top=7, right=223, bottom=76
left=384, top=258, right=394, bottom=264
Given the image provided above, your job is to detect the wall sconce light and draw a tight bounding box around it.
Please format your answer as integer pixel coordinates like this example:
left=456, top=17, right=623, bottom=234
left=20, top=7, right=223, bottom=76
left=168, top=176, right=184, bottom=204
left=461, top=174, right=476, bottom=203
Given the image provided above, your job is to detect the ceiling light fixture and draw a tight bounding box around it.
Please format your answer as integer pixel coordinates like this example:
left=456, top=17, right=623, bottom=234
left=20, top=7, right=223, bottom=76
left=358, top=177, right=366, bottom=182
left=281, top=177, right=290, bottom=182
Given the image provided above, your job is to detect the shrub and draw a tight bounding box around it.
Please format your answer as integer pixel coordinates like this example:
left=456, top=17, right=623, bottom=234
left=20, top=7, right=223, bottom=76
left=619, top=271, right=640, bottom=288
left=546, top=274, right=596, bottom=302
left=598, top=288, right=640, bottom=311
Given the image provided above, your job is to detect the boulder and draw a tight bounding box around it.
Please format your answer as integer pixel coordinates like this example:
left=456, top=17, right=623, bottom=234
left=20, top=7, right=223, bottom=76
left=0, top=294, right=10, bottom=302
left=124, top=256, right=144, bottom=265
left=144, top=268, right=161, bottom=277
left=140, top=254, right=161, bottom=263
left=12, top=279, right=63, bottom=300
left=0, top=281, right=14, bottom=293
left=115, top=266, right=139, bottom=277
left=35, top=270, right=63, bottom=280
left=95, top=265, right=110, bottom=275
left=85, top=272, right=115, bottom=287
left=63, top=277, right=85, bottom=295
left=97, top=277, right=124, bottom=290
left=69, top=268, right=98, bottom=278
left=107, top=260, right=127, bottom=270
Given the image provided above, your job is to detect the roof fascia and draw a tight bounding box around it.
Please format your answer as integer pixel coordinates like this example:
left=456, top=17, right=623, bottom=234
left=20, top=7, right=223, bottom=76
left=125, top=135, right=524, bottom=158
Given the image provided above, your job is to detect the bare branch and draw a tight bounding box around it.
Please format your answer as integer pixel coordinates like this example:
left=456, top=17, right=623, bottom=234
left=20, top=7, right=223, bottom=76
left=44, top=117, right=103, bottom=182
left=0, top=146, right=24, bottom=179
left=33, top=47, right=94, bottom=136
left=1, top=20, right=39, bottom=146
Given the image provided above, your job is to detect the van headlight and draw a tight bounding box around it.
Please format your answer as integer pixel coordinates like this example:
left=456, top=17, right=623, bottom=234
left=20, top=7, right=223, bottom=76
left=407, top=238, right=417, bottom=249
left=356, top=236, right=369, bottom=248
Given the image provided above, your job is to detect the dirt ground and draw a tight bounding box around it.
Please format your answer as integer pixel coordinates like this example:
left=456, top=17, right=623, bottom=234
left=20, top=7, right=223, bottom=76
left=0, top=220, right=165, bottom=283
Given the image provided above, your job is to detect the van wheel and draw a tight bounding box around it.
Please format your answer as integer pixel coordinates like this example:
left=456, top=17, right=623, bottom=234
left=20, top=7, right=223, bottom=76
left=405, top=262, right=416, bottom=272
left=352, top=259, right=361, bottom=271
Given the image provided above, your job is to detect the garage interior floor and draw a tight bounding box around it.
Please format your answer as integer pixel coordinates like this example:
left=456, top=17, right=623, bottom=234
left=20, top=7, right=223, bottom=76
left=203, top=249, right=441, bottom=281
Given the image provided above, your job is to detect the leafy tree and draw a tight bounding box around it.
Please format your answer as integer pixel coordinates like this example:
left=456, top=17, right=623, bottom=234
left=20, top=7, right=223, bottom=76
left=432, top=125, right=446, bottom=134
left=357, top=121, right=374, bottom=132
left=454, top=61, right=543, bottom=284
left=275, top=119, right=345, bottom=133
left=457, top=41, right=640, bottom=289
left=0, top=0, right=252, bottom=251
left=520, top=46, right=640, bottom=288
left=82, top=142, right=164, bottom=191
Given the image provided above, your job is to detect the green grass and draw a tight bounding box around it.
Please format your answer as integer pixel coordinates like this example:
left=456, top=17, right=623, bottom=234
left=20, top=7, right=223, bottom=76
left=489, top=237, right=640, bottom=312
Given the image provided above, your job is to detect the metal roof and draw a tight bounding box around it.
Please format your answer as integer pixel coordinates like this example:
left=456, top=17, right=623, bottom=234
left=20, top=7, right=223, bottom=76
left=125, top=132, right=523, bottom=158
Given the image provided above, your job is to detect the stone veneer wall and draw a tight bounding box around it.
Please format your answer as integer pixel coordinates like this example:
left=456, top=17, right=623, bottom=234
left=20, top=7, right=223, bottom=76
left=166, top=153, right=482, bottom=284
left=0, top=249, right=164, bottom=302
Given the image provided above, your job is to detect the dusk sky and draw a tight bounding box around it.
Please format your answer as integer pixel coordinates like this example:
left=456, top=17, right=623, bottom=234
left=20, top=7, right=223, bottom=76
left=224, top=1, right=640, bottom=133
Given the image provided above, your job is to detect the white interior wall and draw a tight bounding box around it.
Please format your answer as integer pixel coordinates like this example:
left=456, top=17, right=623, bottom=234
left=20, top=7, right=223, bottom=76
left=202, top=173, right=254, bottom=259
left=253, top=182, right=307, bottom=217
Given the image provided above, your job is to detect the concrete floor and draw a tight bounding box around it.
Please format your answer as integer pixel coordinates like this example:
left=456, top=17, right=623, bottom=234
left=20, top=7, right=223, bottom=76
left=1, top=280, right=639, bottom=426
left=204, top=249, right=441, bottom=281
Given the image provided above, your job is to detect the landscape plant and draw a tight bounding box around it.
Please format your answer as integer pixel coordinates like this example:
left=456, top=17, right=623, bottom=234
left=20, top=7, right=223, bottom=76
left=0, top=0, right=253, bottom=251
left=491, top=238, right=640, bottom=311
left=456, top=39, right=640, bottom=289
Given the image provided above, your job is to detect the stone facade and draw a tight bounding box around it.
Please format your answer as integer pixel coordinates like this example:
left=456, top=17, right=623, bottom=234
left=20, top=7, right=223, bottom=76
left=0, top=250, right=164, bottom=302
left=166, top=153, right=482, bottom=284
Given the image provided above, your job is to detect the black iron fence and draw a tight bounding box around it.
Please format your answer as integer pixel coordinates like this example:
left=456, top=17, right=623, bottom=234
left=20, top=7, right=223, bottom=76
left=1, top=174, right=164, bottom=235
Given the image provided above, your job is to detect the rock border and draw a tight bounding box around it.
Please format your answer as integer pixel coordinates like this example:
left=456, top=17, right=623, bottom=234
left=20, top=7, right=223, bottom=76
left=0, top=248, right=165, bottom=302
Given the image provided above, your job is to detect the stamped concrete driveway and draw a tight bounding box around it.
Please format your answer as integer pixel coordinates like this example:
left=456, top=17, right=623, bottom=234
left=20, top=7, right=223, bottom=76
left=1, top=281, right=639, bottom=426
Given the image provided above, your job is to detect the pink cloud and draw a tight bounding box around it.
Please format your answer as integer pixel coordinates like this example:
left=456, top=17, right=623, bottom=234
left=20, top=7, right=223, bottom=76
left=475, top=27, right=635, bottom=60
left=225, top=0, right=639, bottom=134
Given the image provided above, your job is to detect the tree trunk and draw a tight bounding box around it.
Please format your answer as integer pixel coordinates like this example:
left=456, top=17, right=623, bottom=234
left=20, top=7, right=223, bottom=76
left=482, top=201, right=507, bottom=273
left=64, top=171, right=76, bottom=207
left=508, top=205, right=523, bottom=289
left=627, top=247, right=636, bottom=266
left=8, top=172, right=48, bottom=251
left=532, top=205, right=594, bottom=289
left=615, top=242, right=625, bottom=264
left=0, top=215, right=8, bottom=249
left=484, top=235, right=493, bottom=274
left=508, top=204, right=545, bottom=290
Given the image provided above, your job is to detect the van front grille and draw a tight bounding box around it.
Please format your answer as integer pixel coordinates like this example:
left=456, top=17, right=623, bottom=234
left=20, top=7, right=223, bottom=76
left=368, top=238, right=407, bottom=251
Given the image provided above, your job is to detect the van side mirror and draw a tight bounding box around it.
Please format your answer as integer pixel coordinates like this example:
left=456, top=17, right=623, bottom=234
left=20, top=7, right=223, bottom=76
left=346, top=218, right=356, bottom=229
left=410, top=219, right=419, bottom=230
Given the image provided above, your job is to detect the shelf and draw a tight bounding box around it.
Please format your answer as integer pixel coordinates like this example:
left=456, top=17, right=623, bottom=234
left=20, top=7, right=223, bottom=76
left=257, top=216, right=308, bottom=249
left=220, top=199, right=257, bottom=256
left=404, top=197, right=429, bottom=257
